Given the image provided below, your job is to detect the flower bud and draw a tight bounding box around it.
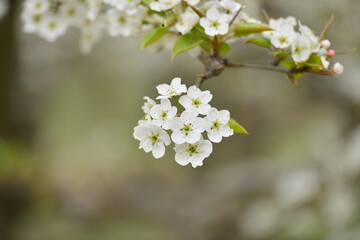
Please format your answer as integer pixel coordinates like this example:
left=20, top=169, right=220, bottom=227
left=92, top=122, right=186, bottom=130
left=333, top=62, right=344, bottom=75
left=321, top=39, right=331, bottom=49
left=327, top=49, right=335, bottom=58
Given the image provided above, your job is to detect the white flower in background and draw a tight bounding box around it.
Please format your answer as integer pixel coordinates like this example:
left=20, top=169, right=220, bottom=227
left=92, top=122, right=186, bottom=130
left=156, top=77, right=187, bottom=99
left=321, top=39, right=331, bottom=49
left=184, top=0, right=200, bottom=5
left=59, top=1, right=86, bottom=26
left=179, top=86, right=212, bottom=115
left=204, top=108, right=233, bottom=143
left=38, top=15, right=68, bottom=42
left=104, top=0, right=141, bottom=13
left=150, top=98, right=177, bottom=127
left=275, top=168, right=320, bottom=208
left=292, top=34, right=312, bottom=63
left=298, top=22, right=320, bottom=54
left=333, top=62, right=344, bottom=75
left=22, top=12, right=43, bottom=33
left=106, top=9, right=140, bottom=37
left=134, top=122, right=171, bottom=158
left=79, top=20, right=102, bottom=54
left=149, top=0, right=181, bottom=12
left=200, top=7, right=229, bottom=36
left=175, top=7, right=199, bottom=35
left=24, top=0, right=49, bottom=15
left=174, top=137, right=213, bottom=168
left=87, top=0, right=102, bottom=20
left=142, top=96, right=156, bottom=119
left=0, top=0, right=9, bottom=20
left=168, top=110, right=206, bottom=144
left=219, top=0, right=241, bottom=20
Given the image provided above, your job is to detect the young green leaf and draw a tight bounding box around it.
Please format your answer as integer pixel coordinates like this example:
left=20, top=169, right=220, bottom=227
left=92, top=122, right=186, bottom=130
left=172, top=31, right=205, bottom=59
left=141, top=27, right=168, bottom=50
left=228, top=118, right=248, bottom=134
left=246, top=36, right=271, bottom=48
left=219, top=42, right=231, bottom=56
left=233, top=22, right=273, bottom=37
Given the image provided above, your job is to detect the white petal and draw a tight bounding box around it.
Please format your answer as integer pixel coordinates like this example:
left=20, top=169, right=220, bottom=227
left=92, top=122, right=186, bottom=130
left=186, top=131, right=202, bottom=144
left=192, top=117, right=206, bottom=132
left=201, top=140, right=213, bottom=157
left=218, top=110, right=230, bottom=123
left=200, top=91, right=213, bottom=103
left=175, top=152, right=190, bottom=166
left=219, top=125, right=234, bottom=137
left=181, top=110, right=198, bottom=123
left=179, top=95, right=192, bottom=109
left=187, top=86, right=201, bottom=98
left=140, top=138, right=153, bottom=152
left=198, top=104, right=211, bottom=115
left=172, top=131, right=186, bottom=144
left=156, top=84, right=170, bottom=96
left=152, top=142, right=165, bottom=159
left=208, top=130, right=222, bottom=143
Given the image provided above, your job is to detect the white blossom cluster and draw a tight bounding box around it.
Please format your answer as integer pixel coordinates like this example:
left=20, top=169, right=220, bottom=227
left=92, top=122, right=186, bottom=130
left=0, top=0, right=8, bottom=20
left=133, top=77, right=234, bottom=168
left=20, top=0, right=259, bottom=53
left=263, top=16, right=344, bottom=74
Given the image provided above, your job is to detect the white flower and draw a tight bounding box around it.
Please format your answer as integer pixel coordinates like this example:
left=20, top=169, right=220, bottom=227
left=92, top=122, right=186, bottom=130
left=150, top=98, right=177, bottom=127
left=156, top=77, right=187, bottom=99
left=184, top=0, right=200, bottom=5
left=134, top=122, right=171, bottom=159
left=59, top=1, right=86, bottom=26
left=270, top=25, right=297, bottom=49
left=104, top=0, right=141, bottom=13
left=200, top=7, right=229, bottom=36
left=142, top=96, right=156, bottom=119
left=106, top=9, right=141, bottom=37
left=263, top=16, right=296, bottom=39
left=22, top=11, right=43, bottom=33
left=179, top=86, right=212, bottom=115
left=298, top=22, right=320, bottom=53
left=24, top=0, right=49, bottom=15
left=204, top=108, right=233, bottom=143
left=168, top=110, right=206, bottom=144
left=149, top=0, right=181, bottom=12
left=318, top=48, right=330, bottom=69
left=333, top=62, right=344, bottom=75
left=79, top=19, right=102, bottom=54
left=174, top=137, right=213, bottom=168
left=175, top=7, right=199, bottom=35
left=219, top=0, right=241, bottom=20
left=87, top=0, right=102, bottom=20
left=38, top=15, right=68, bottom=42
left=292, top=34, right=312, bottom=63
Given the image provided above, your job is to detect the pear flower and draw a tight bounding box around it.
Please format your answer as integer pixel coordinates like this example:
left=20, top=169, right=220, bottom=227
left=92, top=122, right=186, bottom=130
left=134, top=122, right=171, bottom=159
left=204, top=108, right=233, bottom=143
left=149, top=0, right=181, bottom=12
left=150, top=99, right=177, bottom=128
left=24, top=0, right=49, bottom=15
left=174, top=137, right=213, bottom=168
left=219, top=0, right=242, bottom=20
left=175, top=7, right=199, bottom=35
left=156, top=77, right=187, bottom=99
left=179, top=86, right=213, bottom=115
left=38, top=15, right=68, bottom=42
left=292, top=34, right=312, bottom=63
left=200, top=7, right=229, bottom=36
left=168, top=110, right=206, bottom=144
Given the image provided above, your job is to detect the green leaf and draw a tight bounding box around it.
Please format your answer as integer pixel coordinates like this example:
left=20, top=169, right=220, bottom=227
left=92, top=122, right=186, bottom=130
left=233, top=22, right=273, bottom=37
left=228, top=118, right=248, bottom=135
left=141, top=27, right=168, bottom=50
left=219, top=42, right=231, bottom=56
left=246, top=36, right=271, bottom=48
left=172, top=31, right=205, bottom=59
left=305, top=54, right=323, bottom=68
left=281, top=60, right=297, bottom=69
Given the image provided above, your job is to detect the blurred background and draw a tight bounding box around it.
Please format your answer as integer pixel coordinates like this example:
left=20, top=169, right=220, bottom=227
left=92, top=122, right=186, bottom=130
left=1, top=0, right=360, bottom=239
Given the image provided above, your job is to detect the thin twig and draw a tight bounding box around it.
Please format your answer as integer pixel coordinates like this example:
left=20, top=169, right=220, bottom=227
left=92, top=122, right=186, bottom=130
left=335, top=48, right=357, bottom=55
left=188, top=5, right=205, bottom=18
left=229, top=0, right=246, bottom=26
left=320, top=15, right=335, bottom=40
left=262, top=9, right=270, bottom=24
left=226, top=61, right=288, bottom=73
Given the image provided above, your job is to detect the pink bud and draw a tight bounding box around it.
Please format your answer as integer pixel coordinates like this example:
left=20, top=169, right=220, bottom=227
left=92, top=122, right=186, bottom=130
left=333, top=62, right=344, bottom=75
left=321, top=39, right=331, bottom=49
left=328, top=49, right=335, bottom=58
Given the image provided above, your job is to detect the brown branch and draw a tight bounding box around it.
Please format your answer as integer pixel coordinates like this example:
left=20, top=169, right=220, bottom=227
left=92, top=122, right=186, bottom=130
left=319, top=15, right=335, bottom=40
left=229, top=0, right=246, bottom=27
left=226, top=61, right=288, bottom=73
